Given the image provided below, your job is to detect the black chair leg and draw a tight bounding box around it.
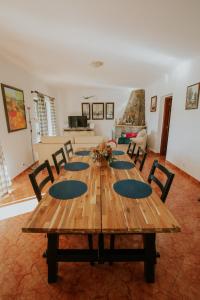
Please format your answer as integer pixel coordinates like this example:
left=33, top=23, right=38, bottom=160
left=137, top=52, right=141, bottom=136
left=88, top=234, right=95, bottom=265
left=110, top=234, right=115, bottom=249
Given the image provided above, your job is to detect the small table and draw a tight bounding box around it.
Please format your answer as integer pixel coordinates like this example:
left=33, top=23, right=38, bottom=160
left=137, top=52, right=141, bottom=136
left=22, top=154, right=180, bottom=283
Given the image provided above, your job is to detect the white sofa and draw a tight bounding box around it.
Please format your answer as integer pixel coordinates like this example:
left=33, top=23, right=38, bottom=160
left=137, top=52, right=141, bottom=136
left=34, top=135, right=107, bottom=165
left=130, top=129, right=147, bottom=152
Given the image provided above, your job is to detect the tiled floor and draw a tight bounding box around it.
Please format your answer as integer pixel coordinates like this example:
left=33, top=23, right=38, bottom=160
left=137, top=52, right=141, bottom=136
left=0, top=152, right=200, bottom=299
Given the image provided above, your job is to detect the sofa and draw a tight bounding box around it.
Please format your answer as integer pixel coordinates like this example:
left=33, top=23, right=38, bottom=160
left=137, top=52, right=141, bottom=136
left=34, top=135, right=107, bottom=165
left=129, top=129, right=147, bottom=153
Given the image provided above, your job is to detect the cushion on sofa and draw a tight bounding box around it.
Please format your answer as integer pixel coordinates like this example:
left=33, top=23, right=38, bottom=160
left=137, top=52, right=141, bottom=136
left=126, top=132, right=138, bottom=138
left=137, top=129, right=146, bottom=138
left=41, top=136, right=75, bottom=144
left=74, top=136, right=107, bottom=144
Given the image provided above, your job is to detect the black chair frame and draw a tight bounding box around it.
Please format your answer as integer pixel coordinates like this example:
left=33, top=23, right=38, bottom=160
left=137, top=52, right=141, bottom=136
left=64, top=140, right=73, bottom=160
left=134, top=146, right=147, bottom=171
left=127, top=142, right=136, bottom=159
left=147, top=159, right=175, bottom=203
left=29, top=160, right=54, bottom=201
left=52, top=148, right=67, bottom=175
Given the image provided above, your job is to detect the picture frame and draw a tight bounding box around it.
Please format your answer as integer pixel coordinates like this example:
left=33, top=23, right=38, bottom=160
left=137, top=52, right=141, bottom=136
left=81, top=102, right=90, bottom=120
left=185, top=83, right=200, bottom=110
left=1, top=84, right=27, bottom=132
left=150, top=96, right=157, bottom=112
left=105, top=102, right=114, bottom=119
left=92, top=103, right=104, bottom=120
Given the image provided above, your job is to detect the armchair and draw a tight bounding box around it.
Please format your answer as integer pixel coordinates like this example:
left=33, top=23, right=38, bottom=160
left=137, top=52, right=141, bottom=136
left=129, top=129, right=147, bottom=152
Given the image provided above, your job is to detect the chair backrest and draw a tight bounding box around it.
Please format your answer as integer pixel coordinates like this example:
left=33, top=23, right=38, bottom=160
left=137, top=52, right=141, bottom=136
left=134, top=146, right=147, bottom=171
left=127, top=142, right=136, bottom=159
left=148, top=159, right=175, bottom=202
left=52, top=148, right=67, bottom=174
left=29, top=160, right=54, bottom=202
left=64, top=140, right=73, bottom=160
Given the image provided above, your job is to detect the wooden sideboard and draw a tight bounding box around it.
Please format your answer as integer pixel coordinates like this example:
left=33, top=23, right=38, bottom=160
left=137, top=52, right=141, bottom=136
left=63, top=128, right=95, bottom=136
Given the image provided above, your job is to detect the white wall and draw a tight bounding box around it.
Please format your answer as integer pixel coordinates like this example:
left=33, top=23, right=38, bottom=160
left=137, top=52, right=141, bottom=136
left=0, top=56, right=51, bottom=178
left=145, top=58, right=200, bottom=181
left=51, top=85, right=132, bottom=138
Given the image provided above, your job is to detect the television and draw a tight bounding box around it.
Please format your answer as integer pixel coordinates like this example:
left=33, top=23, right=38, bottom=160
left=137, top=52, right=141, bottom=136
left=68, top=115, right=88, bottom=128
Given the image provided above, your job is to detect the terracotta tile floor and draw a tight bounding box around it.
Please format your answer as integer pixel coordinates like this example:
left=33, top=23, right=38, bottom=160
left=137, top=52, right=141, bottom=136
left=0, top=151, right=200, bottom=299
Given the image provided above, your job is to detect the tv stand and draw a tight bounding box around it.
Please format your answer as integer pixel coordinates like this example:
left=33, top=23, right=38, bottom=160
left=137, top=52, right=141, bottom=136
left=63, top=127, right=95, bottom=136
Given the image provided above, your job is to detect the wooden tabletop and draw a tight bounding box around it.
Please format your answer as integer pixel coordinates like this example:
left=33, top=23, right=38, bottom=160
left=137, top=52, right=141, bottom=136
left=22, top=153, right=180, bottom=234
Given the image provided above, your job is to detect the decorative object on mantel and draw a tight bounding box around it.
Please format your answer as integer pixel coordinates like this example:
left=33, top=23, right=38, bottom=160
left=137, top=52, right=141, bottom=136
left=105, top=102, right=114, bottom=119
left=91, top=143, right=115, bottom=166
left=1, top=84, right=27, bottom=132
left=150, top=96, right=157, bottom=112
left=90, top=60, right=104, bottom=68
left=185, top=83, right=199, bottom=110
left=81, top=102, right=90, bottom=120
left=82, top=95, right=95, bottom=100
left=92, top=103, right=104, bottom=120
left=122, top=89, right=145, bottom=125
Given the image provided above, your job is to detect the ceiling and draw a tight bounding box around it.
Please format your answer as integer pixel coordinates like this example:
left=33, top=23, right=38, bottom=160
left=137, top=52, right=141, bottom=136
left=0, top=0, right=200, bottom=88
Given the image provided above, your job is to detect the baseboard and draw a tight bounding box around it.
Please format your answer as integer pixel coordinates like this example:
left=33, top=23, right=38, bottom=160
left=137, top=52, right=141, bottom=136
left=12, top=161, right=38, bottom=181
left=148, top=149, right=160, bottom=155
left=165, top=160, right=200, bottom=185
left=149, top=150, right=200, bottom=184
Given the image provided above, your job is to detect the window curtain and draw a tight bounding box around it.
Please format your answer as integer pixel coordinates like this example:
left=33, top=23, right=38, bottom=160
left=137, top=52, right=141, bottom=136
left=37, top=94, right=48, bottom=136
left=0, top=144, right=11, bottom=197
left=49, top=98, right=57, bottom=136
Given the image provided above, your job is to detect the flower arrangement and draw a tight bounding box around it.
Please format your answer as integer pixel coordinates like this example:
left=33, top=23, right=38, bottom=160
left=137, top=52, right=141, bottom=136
left=91, top=142, right=115, bottom=164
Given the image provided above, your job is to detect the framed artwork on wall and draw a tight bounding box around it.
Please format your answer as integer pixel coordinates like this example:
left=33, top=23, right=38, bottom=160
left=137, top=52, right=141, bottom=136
left=92, top=102, right=104, bottom=120
left=105, top=102, right=114, bottom=119
left=150, top=96, right=157, bottom=112
left=81, top=102, right=90, bottom=120
left=185, top=83, right=199, bottom=110
left=1, top=84, right=27, bottom=132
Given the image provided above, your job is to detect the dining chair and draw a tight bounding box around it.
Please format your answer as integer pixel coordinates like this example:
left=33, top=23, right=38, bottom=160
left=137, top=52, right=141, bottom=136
left=52, top=148, right=67, bottom=175
left=110, top=159, right=175, bottom=261
left=64, top=140, right=73, bottom=160
left=29, top=160, right=55, bottom=258
left=29, top=160, right=54, bottom=202
left=127, top=142, right=136, bottom=159
left=148, top=159, right=175, bottom=203
left=134, top=146, right=147, bottom=171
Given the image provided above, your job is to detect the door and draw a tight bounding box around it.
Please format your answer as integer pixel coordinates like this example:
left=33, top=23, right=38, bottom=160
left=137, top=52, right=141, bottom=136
left=160, top=96, right=172, bottom=156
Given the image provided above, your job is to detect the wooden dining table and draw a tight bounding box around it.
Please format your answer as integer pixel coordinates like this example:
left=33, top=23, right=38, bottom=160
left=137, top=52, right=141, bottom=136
left=22, top=151, right=181, bottom=283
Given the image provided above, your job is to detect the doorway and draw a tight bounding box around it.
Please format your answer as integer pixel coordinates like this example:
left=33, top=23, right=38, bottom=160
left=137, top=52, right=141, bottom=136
left=160, top=96, right=173, bottom=156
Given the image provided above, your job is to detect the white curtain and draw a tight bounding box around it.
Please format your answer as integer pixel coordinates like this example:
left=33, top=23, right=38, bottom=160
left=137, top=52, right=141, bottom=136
left=0, top=144, right=11, bottom=197
left=37, top=94, right=48, bottom=136
left=49, top=98, right=57, bottom=136
left=36, top=94, right=57, bottom=137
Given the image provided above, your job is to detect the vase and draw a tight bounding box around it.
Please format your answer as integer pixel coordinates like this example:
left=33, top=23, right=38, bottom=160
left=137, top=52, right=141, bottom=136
left=96, top=158, right=108, bottom=167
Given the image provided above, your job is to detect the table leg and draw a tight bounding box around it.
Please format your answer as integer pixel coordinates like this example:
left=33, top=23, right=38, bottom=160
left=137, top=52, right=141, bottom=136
left=98, top=233, right=104, bottom=264
left=47, top=233, right=59, bottom=283
left=143, top=233, right=156, bottom=283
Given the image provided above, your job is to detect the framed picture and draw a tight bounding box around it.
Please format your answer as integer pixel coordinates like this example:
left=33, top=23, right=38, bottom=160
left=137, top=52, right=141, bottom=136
left=92, top=102, right=104, bottom=120
left=106, top=102, right=114, bottom=119
left=150, top=96, right=157, bottom=112
left=1, top=84, right=27, bottom=132
left=81, top=102, right=90, bottom=120
left=185, top=83, right=200, bottom=110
